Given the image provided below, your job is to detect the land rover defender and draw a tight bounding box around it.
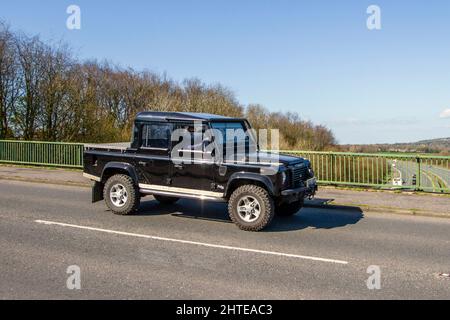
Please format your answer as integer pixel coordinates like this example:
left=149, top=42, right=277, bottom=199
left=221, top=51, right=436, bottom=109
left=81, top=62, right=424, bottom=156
left=83, top=112, right=317, bottom=231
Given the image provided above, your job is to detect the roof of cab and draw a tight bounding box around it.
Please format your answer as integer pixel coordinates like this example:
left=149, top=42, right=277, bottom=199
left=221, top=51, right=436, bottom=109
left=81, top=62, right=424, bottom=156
left=135, top=111, right=241, bottom=122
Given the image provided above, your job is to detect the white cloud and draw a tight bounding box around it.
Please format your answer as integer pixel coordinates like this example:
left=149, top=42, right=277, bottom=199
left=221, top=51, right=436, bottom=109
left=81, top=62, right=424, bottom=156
left=440, top=109, right=450, bottom=118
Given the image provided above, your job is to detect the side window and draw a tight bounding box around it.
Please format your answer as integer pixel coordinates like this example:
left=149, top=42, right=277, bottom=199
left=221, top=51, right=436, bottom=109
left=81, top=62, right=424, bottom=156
left=174, top=123, right=208, bottom=151
left=141, top=123, right=171, bottom=149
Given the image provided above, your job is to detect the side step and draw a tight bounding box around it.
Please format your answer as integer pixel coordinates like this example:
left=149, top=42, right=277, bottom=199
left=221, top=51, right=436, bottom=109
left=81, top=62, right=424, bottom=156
left=139, top=188, right=226, bottom=202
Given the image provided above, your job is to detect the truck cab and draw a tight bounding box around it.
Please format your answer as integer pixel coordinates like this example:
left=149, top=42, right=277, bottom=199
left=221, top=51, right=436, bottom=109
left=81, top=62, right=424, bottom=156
left=83, top=112, right=317, bottom=231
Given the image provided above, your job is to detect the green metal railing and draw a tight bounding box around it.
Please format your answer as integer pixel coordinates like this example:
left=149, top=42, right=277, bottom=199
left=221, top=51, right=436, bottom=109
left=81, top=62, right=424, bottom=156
left=0, top=140, right=84, bottom=168
left=0, top=140, right=449, bottom=193
left=283, top=151, right=450, bottom=193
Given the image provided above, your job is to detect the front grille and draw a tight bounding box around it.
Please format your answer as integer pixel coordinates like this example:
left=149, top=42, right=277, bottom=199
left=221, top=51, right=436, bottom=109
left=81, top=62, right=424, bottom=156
left=291, top=163, right=308, bottom=187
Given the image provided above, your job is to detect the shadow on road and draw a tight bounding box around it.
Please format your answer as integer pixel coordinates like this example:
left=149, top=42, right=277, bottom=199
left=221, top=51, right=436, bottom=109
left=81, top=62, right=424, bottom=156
left=135, top=197, right=364, bottom=232
left=137, top=198, right=233, bottom=223
left=268, top=206, right=364, bottom=232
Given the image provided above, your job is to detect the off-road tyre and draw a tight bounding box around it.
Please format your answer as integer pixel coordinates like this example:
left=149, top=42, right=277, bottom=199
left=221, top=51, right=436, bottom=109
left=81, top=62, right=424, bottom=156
left=228, top=185, right=275, bottom=231
left=104, top=174, right=140, bottom=215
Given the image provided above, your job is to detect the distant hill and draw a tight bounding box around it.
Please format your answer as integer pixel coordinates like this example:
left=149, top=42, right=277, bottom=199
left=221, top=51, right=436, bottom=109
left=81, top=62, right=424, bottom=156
left=340, top=138, right=450, bottom=155
left=415, top=137, right=450, bottom=146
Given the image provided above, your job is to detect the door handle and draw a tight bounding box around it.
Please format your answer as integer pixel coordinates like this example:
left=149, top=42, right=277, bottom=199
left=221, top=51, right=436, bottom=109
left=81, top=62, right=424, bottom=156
left=139, top=161, right=153, bottom=167
left=174, top=164, right=184, bottom=169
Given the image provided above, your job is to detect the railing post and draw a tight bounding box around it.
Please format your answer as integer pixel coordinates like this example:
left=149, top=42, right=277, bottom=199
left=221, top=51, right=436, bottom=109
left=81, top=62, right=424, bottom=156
left=416, top=156, right=422, bottom=191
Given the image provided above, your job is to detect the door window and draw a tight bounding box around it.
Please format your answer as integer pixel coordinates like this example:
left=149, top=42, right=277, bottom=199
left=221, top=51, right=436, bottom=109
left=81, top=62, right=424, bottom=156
left=141, top=123, right=171, bottom=149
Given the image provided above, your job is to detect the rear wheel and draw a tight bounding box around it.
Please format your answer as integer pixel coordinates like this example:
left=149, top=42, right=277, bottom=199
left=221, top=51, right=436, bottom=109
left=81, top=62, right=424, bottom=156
left=153, top=195, right=179, bottom=205
left=104, top=174, right=140, bottom=215
left=276, top=198, right=304, bottom=217
left=228, top=185, right=275, bottom=231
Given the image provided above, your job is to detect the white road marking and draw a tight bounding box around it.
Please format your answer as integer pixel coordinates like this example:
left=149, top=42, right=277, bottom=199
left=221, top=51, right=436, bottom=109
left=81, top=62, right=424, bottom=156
left=35, top=219, right=349, bottom=265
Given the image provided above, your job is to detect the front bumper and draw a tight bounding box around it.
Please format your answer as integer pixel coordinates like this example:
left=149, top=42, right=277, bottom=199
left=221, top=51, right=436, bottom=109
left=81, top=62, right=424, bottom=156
left=280, top=179, right=318, bottom=200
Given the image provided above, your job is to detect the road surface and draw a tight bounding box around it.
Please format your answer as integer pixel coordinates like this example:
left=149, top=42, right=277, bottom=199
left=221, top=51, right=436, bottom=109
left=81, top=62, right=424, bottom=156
left=0, top=180, right=449, bottom=299
left=393, top=160, right=449, bottom=192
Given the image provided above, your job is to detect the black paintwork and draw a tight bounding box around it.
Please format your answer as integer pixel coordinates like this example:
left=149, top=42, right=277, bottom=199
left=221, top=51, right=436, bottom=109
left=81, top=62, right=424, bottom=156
left=84, top=112, right=317, bottom=203
left=135, top=111, right=239, bottom=122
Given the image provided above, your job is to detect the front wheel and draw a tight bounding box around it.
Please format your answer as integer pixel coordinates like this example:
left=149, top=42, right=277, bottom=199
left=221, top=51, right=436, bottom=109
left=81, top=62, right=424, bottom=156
left=103, top=174, right=140, bottom=215
left=228, top=185, right=275, bottom=231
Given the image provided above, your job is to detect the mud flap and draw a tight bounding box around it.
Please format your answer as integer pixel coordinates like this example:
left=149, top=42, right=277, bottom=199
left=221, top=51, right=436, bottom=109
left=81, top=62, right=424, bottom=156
left=92, top=181, right=104, bottom=203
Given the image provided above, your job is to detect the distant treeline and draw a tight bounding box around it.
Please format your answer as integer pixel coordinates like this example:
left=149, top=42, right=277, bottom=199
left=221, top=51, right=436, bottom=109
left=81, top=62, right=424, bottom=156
left=342, top=139, right=450, bottom=156
left=0, top=22, right=336, bottom=150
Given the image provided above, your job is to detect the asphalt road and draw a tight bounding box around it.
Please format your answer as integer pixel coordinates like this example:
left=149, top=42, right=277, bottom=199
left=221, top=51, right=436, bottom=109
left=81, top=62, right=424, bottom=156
left=0, top=180, right=449, bottom=299
left=393, top=160, right=449, bottom=192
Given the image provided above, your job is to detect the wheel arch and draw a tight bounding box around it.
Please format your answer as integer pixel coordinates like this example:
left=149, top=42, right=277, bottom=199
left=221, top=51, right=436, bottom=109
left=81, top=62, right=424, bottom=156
left=224, top=173, right=275, bottom=198
left=101, top=162, right=139, bottom=186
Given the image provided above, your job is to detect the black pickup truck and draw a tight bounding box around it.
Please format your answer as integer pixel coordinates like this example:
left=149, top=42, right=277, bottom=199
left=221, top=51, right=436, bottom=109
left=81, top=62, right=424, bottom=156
left=83, top=112, right=317, bottom=231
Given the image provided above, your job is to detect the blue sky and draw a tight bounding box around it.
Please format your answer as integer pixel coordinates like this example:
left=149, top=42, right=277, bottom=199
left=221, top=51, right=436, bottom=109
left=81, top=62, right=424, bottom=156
left=1, top=0, right=450, bottom=144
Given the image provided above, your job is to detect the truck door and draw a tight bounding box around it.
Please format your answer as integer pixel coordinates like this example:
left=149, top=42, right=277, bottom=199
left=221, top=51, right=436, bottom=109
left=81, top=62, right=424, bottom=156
left=135, top=121, right=172, bottom=187
left=170, top=122, right=216, bottom=193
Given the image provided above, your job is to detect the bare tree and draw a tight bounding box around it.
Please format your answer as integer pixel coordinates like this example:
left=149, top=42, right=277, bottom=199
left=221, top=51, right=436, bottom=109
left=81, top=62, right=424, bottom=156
left=14, top=34, right=46, bottom=140
left=0, top=23, right=19, bottom=138
left=38, top=42, right=73, bottom=140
